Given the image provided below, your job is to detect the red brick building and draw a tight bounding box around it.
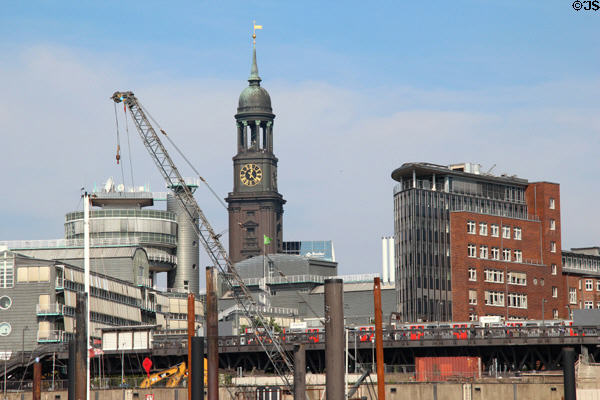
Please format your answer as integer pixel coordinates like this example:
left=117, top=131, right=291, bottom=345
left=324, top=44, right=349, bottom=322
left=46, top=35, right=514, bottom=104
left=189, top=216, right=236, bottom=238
left=392, top=162, right=565, bottom=322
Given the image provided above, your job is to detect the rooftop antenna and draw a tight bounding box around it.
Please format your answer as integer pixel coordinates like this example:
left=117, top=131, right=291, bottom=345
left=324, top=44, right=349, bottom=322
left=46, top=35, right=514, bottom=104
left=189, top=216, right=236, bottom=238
left=486, top=164, right=496, bottom=175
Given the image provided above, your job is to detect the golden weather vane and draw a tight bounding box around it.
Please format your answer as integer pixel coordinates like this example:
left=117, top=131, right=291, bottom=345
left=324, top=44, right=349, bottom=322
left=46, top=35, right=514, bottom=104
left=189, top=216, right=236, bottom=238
left=252, top=21, right=263, bottom=44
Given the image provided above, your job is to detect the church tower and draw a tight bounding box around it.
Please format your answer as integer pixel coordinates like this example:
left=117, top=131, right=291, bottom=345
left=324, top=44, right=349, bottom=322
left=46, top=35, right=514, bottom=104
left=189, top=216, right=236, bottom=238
left=226, top=41, right=285, bottom=263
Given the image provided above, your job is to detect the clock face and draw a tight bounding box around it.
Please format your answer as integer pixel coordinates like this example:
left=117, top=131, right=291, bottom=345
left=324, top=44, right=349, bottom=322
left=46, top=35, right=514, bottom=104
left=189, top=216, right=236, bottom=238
left=0, top=296, right=11, bottom=310
left=240, top=164, right=263, bottom=186
left=0, top=322, right=11, bottom=336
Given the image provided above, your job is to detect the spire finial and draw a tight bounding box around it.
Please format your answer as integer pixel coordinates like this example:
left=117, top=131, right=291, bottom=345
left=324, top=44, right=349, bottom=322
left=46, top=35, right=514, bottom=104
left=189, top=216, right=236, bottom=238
left=249, top=21, right=263, bottom=85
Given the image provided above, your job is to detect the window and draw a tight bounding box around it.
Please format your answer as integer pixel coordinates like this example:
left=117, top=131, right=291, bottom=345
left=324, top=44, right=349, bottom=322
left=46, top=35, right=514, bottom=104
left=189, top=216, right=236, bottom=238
left=553, top=309, right=559, bottom=319
left=480, top=245, right=488, bottom=259
left=0, top=257, right=14, bottom=288
left=469, top=290, right=477, bottom=305
left=597, top=302, right=600, bottom=309
left=468, top=244, right=477, bottom=258
left=484, top=269, right=504, bottom=283
left=508, top=293, right=527, bottom=309
left=550, top=242, right=556, bottom=253
left=508, top=272, right=526, bottom=286
left=551, top=264, right=557, bottom=275
left=16, top=266, right=50, bottom=283
left=479, top=223, right=488, bottom=236
left=491, top=247, right=500, bottom=260
left=502, top=225, right=511, bottom=239
left=513, top=227, right=522, bottom=240
left=549, top=198, right=555, bottom=209
left=485, top=291, right=505, bottom=307
left=469, top=313, right=478, bottom=321
left=552, top=287, right=558, bottom=298
left=569, top=288, right=577, bottom=304
left=584, top=301, right=593, bottom=309
left=550, top=219, right=556, bottom=231
left=514, top=250, right=522, bottom=263
left=503, top=249, right=511, bottom=261
left=467, top=220, right=476, bottom=234
left=468, top=268, right=477, bottom=281
left=585, top=279, right=593, bottom=291
left=597, top=281, right=600, bottom=291
left=491, top=224, right=499, bottom=237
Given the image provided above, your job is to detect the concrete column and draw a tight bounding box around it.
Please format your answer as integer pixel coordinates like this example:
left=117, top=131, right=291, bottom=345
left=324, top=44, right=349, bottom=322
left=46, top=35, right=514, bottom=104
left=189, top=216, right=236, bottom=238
left=68, top=340, right=76, bottom=400
left=293, top=344, right=306, bottom=400
left=374, top=277, right=385, bottom=400
left=75, top=292, right=87, bottom=400
left=325, top=279, right=344, bottom=400
left=187, top=293, right=195, bottom=400
left=191, top=337, right=204, bottom=400
left=562, top=347, right=576, bottom=400
left=206, top=267, right=218, bottom=400
left=33, top=361, right=41, bottom=400
left=412, top=170, right=416, bottom=188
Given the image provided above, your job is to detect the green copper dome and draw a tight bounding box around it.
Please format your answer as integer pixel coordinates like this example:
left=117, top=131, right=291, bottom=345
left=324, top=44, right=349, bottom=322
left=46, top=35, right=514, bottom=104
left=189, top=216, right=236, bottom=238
left=238, top=46, right=272, bottom=114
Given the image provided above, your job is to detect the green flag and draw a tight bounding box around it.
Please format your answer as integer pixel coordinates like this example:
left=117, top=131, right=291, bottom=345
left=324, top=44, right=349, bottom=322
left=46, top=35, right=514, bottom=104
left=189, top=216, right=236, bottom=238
left=263, top=235, right=272, bottom=245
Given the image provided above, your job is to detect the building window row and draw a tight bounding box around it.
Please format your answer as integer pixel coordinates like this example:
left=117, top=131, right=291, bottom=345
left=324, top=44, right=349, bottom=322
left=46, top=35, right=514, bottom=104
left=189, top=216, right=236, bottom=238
left=507, top=272, right=526, bottom=286
left=484, top=269, right=504, bottom=284
left=467, top=221, right=521, bottom=240
left=507, top=293, right=527, bottom=309
left=485, top=291, right=505, bottom=307
left=468, top=244, right=523, bottom=262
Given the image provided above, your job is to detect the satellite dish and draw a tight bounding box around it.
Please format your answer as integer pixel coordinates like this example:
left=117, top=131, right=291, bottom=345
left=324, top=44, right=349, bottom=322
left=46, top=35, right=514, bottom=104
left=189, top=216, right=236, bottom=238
left=104, top=177, right=114, bottom=193
left=117, top=184, right=125, bottom=192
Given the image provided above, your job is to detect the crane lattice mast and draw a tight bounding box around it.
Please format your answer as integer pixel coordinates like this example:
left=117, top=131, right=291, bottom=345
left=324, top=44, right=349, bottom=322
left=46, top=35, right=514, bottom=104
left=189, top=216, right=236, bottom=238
left=111, top=91, right=294, bottom=387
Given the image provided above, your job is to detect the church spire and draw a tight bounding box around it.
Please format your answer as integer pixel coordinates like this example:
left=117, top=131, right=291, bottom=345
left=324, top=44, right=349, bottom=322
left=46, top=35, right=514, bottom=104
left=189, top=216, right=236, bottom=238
left=248, top=44, right=261, bottom=86
left=249, top=21, right=262, bottom=86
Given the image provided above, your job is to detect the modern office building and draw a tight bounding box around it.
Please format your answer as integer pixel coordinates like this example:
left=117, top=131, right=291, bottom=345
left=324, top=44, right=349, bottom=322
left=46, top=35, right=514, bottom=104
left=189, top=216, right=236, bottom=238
left=391, top=162, right=563, bottom=322
left=62, top=179, right=200, bottom=293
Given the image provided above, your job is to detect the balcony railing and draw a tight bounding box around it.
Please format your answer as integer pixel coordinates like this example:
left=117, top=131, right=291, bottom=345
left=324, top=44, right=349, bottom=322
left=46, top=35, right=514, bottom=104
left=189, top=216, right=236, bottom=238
left=235, top=273, right=381, bottom=287
left=37, top=330, right=65, bottom=343
left=36, top=304, right=64, bottom=316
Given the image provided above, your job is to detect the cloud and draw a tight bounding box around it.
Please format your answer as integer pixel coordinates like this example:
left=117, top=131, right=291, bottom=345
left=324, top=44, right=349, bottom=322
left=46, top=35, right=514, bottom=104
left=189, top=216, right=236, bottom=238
left=0, top=45, right=598, bottom=277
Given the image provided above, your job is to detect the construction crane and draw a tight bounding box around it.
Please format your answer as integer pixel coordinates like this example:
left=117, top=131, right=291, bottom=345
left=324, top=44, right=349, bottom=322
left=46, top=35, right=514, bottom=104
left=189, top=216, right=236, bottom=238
left=111, top=91, right=294, bottom=388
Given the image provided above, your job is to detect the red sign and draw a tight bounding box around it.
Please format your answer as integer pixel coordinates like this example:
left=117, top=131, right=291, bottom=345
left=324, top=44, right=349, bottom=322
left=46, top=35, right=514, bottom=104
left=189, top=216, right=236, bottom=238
left=142, top=357, right=153, bottom=378
left=88, top=348, right=104, bottom=358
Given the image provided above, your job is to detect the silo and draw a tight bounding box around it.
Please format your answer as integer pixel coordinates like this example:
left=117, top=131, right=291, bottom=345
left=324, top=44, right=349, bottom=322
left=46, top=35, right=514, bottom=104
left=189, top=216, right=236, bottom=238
left=167, top=191, right=200, bottom=294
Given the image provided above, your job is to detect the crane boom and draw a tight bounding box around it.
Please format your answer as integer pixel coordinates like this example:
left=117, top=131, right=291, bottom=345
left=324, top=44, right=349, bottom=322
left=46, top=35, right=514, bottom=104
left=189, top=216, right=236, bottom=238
left=111, top=91, right=294, bottom=388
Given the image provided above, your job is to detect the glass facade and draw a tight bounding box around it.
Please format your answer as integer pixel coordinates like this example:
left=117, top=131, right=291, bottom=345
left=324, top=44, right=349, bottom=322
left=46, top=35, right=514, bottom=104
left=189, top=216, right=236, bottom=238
left=393, top=164, right=530, bottom=322
left=281, top=240, right=335, bottom=262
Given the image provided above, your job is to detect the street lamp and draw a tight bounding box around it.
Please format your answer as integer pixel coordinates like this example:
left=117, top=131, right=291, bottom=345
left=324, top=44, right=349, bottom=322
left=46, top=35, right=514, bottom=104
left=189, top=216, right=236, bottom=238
left=541, top=299, right=547, bottom=326
left=21, top=326, right=29, bottom=366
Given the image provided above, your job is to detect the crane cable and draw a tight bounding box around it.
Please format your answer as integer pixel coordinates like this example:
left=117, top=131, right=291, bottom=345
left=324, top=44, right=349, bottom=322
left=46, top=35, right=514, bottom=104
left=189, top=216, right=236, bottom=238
left=138, top=102, right=227, bottom=210
left=123, top=104, right=135, bottom=188
left=113, top=103, right=126, bottom=186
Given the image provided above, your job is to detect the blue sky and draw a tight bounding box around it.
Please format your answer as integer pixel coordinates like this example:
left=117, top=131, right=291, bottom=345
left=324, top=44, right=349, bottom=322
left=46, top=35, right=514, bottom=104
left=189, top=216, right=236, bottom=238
left=0, top=1, right=598, bottom=278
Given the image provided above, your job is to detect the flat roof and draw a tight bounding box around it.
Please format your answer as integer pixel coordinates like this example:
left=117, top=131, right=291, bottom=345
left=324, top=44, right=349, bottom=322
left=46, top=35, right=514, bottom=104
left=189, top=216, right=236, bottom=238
left=391, top=162, right=529, bottom=186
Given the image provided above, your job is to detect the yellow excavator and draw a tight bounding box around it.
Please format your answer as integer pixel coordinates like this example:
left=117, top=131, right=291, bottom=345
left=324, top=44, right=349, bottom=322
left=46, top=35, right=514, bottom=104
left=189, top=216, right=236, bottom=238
left=140, top=360, right=208, bottom=388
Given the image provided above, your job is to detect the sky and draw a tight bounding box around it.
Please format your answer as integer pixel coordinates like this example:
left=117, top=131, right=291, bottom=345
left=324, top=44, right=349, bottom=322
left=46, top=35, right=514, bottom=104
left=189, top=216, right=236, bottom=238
left=0, top=1, right=598, bottom=281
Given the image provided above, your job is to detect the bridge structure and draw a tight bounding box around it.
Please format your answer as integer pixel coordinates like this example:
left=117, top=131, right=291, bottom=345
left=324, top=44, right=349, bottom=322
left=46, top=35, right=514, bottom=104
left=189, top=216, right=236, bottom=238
left=3, top=325, right=600, bottom=385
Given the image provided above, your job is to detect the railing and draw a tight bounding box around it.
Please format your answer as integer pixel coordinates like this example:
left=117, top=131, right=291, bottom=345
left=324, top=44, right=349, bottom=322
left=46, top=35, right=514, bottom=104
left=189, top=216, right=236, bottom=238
left=1, top=237, right=143, bottom=249
left=146, top=249, right=177, bottom=264
left=65, top=209, right=176, bottom=221
left=236, top=273, right=381, bottom=287
left=37, top=330, right=65, bottom=343
left=36, top=304, right=64, bottom=315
